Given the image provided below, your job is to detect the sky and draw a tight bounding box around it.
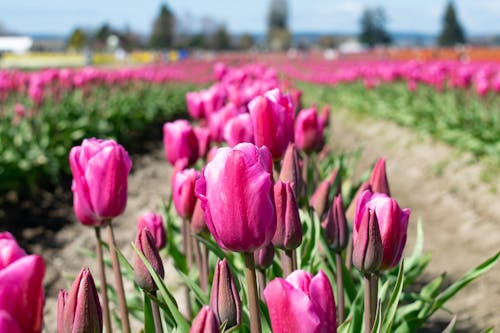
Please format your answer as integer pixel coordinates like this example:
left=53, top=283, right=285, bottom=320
left=1, top=0, right=499, bottom=36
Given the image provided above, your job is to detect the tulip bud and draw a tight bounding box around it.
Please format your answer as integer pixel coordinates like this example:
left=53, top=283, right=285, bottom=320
left=352, top=209, right=382, bottom=274
left=173, top=168, right=200, bottom=220
left=279, top=143, right=303, bottom=198
left=210, top=259, right=241, bottom=329
left=134, top=229, right=165, bottom=292
left=57, top=289, right=67, bottom=333
left=369, top=158, right=390, bottom=196
left=294, top=107, right=325, bottom=153
left=273, top=181, right=302, bottom=250
left=319, top=105, right=330, bottom=128
left=61, top=268, right=103, bottom=333
left=163, top=119, right=199, bottom=168
left=194, top=126, right=211, bottom=159
left=191, top=200, right=208, bottom=234
left=186, top=91, right=206, bottom=120
left=137, top=212, right=166, bottom=250
left=309, top=179, right=331, bottom=219
left=322, top=194, right=349, bottom=252
left=254, top=243, right=275, bottom=270
left=190, top=306, right=220, bottom=333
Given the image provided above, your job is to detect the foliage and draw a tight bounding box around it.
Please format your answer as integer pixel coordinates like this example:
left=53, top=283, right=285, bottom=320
left=267, top=0, right=290, bottom=51
left=359, top=6, right=392, bottom=47
left=67, top=28, right=88, bottom=51
left=150, top=4, right=175, bottom=49
left=438, top=1, right=466, bottom=46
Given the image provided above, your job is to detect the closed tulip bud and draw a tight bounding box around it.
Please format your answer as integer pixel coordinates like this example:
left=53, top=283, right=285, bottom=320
left=273, top=181, right=302, bottom=250
left=264, top=270, right=336, bottom=333
left=289, top=89, right=302, bottom=111
left=352, top=209, right=382, bottom=274
left=295, top=107, right=325, bottom=153
left=319, top=105, right=330, bottom=128
left=223, top=113, right=254, bottom=147
left=57, top=289, right=67, bottom=332
left=163, top=120, right=199, bottom=168
left=369, top=158, right=390, bottom=196
left=134, top=228, right=165, bottom=292
left=354, top=190, right=410, bottom=270
left=322, top=194, right=348, bottom=252
left=194, top=126, right=211, bottom=159
left=61, top=268, right=103, bottom=333
left=173, top=168, right=200, bottom=220
left=254, top=243, right=275, bottom=270
left=248, top=88, right=294, bottom=159
left=190, top=306, right=220, bottom=333
left=328, top=168, right=342, bottom=196
left=191, top=200, right=208, bottom=234
left=279, top=143, right=303, bottom=198
left=137, top=212, right=166, bottom=250
left=195, top=143, right=276, bottom=252
left=186, top=91, right=206, bottom=120
left=309, top=179, right=331, bottom=219
left=210, top=258, right=241, bottom=329
left=69, top=138, right=132, bottom=226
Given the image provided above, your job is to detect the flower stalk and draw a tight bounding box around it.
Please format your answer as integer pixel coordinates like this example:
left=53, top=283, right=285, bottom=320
left=243, top=252, right=262, bottom=333
left=94, top=227, right=112, bottom=333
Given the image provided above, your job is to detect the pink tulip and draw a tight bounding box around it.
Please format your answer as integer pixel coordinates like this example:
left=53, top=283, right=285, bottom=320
left=186, top=91, right=206, bottom=119
left=208, top=102, right=244, bottom=142
left=279, top=143, right=303, bottom=198
left=194, top=126, right=211, bottom=159
left=59, top=268, right=102, bottom=333
left=137, top=212, right=166, bottom=250
left=295, top=107, right=325, bottom=153
left=354, top=190, right=410, bottom=270
left=273, top=180, right=302, bottom=250
left=264, top=270, right=336, bottom=333
left=352, top=208, right=383, bottom=274
left=254, top=243, right=275, bottom=270
left=369, top=158, right=390, bottom=195
left=210, top=259, right=241, bottom=329
left=69, top=138, right=132, bottom=225
left=163, top=120, right=199, bottom=168
left=248, top=88, right=294, bottom=159
left=223, top=113, right=254, bottom=147
left=173, top=168, right=200, bottom=220
left=190, top=306, right=220, bottom=333
left=195, top=143, right=276, bottom=252
left=191, top=200, right=208, bottom=234
left=0, top=233, right=44, bottom=333
left=322, top=194, right=349, bottom=253
left=309, top=179, right=331, bottom=219
left=133, top=229, right=165, bottom=292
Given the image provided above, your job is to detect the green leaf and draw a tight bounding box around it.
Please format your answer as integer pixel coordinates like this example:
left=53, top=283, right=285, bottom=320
left=337, top=317, right=352, bottom=333
left=177, top=270, right=209, bottom=305
left=132, top=242, right=190, bottom=332
left=371, top=299, right=382, bottom=333
left=143, top=293, right=155, bottom=333
left=382, top=261, right=405, bottom=333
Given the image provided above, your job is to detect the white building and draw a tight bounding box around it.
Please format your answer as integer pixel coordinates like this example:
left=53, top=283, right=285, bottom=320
left=0, top=36, right=33, bottom=54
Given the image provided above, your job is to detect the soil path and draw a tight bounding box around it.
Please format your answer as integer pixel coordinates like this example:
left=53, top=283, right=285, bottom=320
left=13, top=110, right=500, bottom=332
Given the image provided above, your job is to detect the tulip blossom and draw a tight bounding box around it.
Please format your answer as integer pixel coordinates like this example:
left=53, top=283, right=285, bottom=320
left=195, top=143, right=276, bottom=252
left=369, top=158, right=390, bottom=196
left=163, top=120, right=199, bottom=168
left=295, top=107, right=325, bottom=153
left=194, top=126, right=211, bottom=159
left=133, top=228, right=165, bottom=292
left=354, top=190, right=410, bottom=270
left=137, top=212, right=166, bottom=250
left=223, top=113, right=254, bottom=147
left=59, top=268, right=103, bottom=333
left=273, top=180, right=302, bottom=250
left=186, top=91, right=206, bottom=119
left=190, top=306, right=220, bottom=333
left=210, top=259, right=241, bottom=329
left=0, top=233, right=45, bottom=333
left=173, top=168, right=200, bottom=220
left=69, top=138, right=132, bottom=225
left=248, top=88, right=294, bottom=159
left=264, top=270, right=336, bottom=333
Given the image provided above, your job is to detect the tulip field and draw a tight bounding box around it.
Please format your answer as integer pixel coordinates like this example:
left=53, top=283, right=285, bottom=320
left=1, top=55, right=500, bottom=333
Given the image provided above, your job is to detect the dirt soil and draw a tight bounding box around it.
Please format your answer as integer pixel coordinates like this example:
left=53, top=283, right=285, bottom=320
left=2, top=109, right=499, bottom=332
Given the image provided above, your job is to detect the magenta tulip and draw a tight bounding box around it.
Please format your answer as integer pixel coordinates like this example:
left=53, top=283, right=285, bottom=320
left=191, top=200, right=208, bottom=234
left=322, top=194, right=349, bottom=253
left=69, top=138, right=132, bottom=226
left=195, top=143, right=276, bottom=252
left=173, top=168, right=200, bottom=220
left=210, top=259, right=241, bottom=329
left=133, top=228, right=165, bottom=292
left=163, top=120, right=199, bottom=168
left=264, top=270, right=336, bottom=333
left=248, top=88, right=294, bottom=159
left=254, top=243, right=275, bottom=270
left=369, top=158, right=390, bottom=196
left=352, top=208, right=383, bottom=274
left=194, top=126, right=211, bottom=159
left=279, top=143, right=303, bottom=198
left=186, top=91, right=206, bottom=119
left=0, top=233, right=45, bottom=333
left=137, top=212, right=166, bottom=250
left=273, top=180, right=302, bottom=250
left=354, top=190, right=410, bottom=270
left=309, top=179, right=331, bottom=219
left=190, top=306, right=220, bottom=333
left=295, top=107, right=325, bottom=153
left=223, top=113, right=254, bottom=147
left=60, top=268, right=103, bottom=333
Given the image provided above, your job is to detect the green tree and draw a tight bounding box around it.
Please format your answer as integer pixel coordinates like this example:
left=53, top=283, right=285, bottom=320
left=212, top=25, right=231, bottom=50
left=359, top=7, right=392, bottom=47
left=67, top=28, right=87, bottom=51
left=150, top=4, right=175, bottom=49
left=238, top=33, right=255, bottom=50
left=267, top=0, right=291, bottom=50
left=437, top=1, right=466, bottom=46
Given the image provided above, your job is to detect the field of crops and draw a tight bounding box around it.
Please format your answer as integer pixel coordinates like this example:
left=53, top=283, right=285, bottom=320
left=1, top=55, right=499, bottom=333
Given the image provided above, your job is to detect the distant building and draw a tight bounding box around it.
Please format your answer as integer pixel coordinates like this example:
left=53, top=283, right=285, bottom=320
left=0, top=36, right=33, bottom=54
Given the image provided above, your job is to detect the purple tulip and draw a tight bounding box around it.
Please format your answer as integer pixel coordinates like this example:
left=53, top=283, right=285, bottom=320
left=322, top=194, right=349, bottom=253
left=273, top=180, right=302, bottom=250
left=352, top=208, right=383, bottom=274
left=137, top=212, right=166, bottom=250
left=354, top=190, right=410, bottom=270
left=69, top=138, right=132, bottom=226
left=248, top=88, right=294, bottom=159
left=59, top=268, right=103, bottom=333
left=254, top=243, right=275, bottom=270
left=210, top=259, right=241, bottom=329
left=173, top=168, right=200, bottom=220
left=264, top=270, right=336, bottom=333
left=309, top=179, right=331, bottom=219
left=369, top=158, right=390, bottom=196
left=0, top=233, right=45, bottom=333
left=295, top=107, right=325, bottom=153
left=279, top=143, right=303, bottom=198
left=163, top=120, right=199, bottom=168
left=223, top=113, right=254, bottom=147
left=133, top=228, right=165, bottom=292
left=190, top=306, right=220, bottom=333
left=195, top=143, right=276, bottom=252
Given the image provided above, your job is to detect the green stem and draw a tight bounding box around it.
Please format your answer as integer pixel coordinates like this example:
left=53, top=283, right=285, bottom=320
left=335, top=252, right=345, bottom=324
left=243, top=252, right=262, bottom=333
left=94, top=227, right=112, bottom=333
left=151, top=291, right=163, bottom=333
left=257, top=269, right=266, bottom=300
left=106, top=222, right=131, bottom=333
